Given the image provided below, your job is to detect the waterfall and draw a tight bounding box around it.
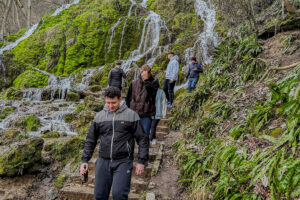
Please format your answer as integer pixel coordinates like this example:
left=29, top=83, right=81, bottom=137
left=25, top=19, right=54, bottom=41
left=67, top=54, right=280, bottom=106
left=184, top=0, right=219, bottom=66
left=107, top=18, right=122, bottom=53
left=51, top=0, right=80, bottom=17
left=119, top=1, right=136, bottom=60
left=0, top=57, right=7, bottom=84
left=176, top=0, right=219, bottom=91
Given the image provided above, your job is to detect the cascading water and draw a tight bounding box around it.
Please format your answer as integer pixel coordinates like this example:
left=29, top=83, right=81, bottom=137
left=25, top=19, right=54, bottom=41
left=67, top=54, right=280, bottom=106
left=184, top=0, right=219, bottom=66
left=0, top=57, right=7, bottom=84
left=107, top=18, right=121, bottom=53
left=120, top=4, right=171, bottom=73
left=176, top=0, right=219, bottom=91
left=51, top=0, right=80, bottom=17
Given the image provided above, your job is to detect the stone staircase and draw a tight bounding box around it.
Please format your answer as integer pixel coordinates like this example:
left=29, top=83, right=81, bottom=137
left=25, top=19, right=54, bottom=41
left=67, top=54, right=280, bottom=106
left=59, top=118, right=170, bottom=200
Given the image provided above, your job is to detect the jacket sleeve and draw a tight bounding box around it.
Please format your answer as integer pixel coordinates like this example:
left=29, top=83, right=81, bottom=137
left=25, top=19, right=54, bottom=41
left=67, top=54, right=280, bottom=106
left=186, top=65, right=191, bottom=79
left=196, top=63, right=203, bottom=73
left=82, top=122, right=100, bottom=163
left=133, top=116, right=149, bottom=165
left=170, top=61, right=179, bottom=81
left=126, top=83, right=133, bottom=107
left=108, top=70, right=112, bottom=86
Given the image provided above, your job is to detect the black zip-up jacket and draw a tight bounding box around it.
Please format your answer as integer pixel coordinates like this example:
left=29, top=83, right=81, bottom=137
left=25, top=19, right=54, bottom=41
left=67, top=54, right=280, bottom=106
left=82, top=102, right=149, bottom=165
left=108, top=67, right=127, bottom=88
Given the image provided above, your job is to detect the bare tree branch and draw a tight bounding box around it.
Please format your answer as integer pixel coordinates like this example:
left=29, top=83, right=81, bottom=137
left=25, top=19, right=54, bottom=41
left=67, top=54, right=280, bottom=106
left=1, top=0, right=13, bottom=36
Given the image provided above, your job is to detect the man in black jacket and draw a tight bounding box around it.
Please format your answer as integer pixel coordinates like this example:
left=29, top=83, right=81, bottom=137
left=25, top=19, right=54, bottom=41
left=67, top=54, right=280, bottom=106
left=80, top=87, right=149, bottom=200
left=108, top=62, right=127, bottom=91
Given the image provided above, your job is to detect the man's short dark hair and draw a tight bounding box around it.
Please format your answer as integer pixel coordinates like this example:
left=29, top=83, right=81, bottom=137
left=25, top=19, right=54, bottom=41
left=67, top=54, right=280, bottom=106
left=116, top=62, right=122, bottom=66
left=168, top=52, right=175, bottom=56
left=191, top=57, right=197, bottom=61
left=104, top=87, right=121, bottom=98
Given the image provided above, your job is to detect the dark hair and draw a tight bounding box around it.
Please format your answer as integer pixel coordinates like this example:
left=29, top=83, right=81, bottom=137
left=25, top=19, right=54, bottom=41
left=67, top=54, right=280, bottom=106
left=168, top=52, right=175, bottom=56
left=191, top=57, right=197, bottom=61
left=104, top=87, right=121, bottom=98
left=116, top=62, right=122, bottom=66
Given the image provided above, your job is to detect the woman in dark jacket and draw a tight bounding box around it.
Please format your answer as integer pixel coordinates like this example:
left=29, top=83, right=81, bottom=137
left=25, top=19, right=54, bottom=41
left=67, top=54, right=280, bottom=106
left=126, top=65, right=159, bottom=137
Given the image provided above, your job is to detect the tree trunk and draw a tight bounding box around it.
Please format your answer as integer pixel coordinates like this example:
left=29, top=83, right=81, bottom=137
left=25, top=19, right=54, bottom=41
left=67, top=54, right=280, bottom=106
left=14, top=0, right=26, bottom=16
left=1, top=0, right=13, bottom=36
left=27, top=0, right=31, bottom=28
left=14, top=0, right=21, bottom=30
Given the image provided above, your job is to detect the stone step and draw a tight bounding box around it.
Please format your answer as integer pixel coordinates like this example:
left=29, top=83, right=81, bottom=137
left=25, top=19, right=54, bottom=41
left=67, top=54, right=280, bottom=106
left=158, top=119, right=168, bottom=126
left=60, top=183, right=141, bottom=200
left=156, top=126, right=169, bottom=133
left=156, top=131, right=169, bottom=141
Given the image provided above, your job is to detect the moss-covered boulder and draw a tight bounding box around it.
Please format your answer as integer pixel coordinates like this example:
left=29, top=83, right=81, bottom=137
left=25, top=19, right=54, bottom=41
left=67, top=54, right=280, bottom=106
left=0, top=106, right=16, bottom=119
left=4, top=129, right=20, bottom=139
left=66, top=91, right=80, bottom=102
left=90, top=85, right=102, bottom=92
left=3, top=88, right=23, bottom=100
left=84, top=96, right=105, bottom=112
left=41, top=131, right=60, bottom=138
left=12, top=70, right=49, bottom=89
left=0, top=137, right=44, bottom=176
left=56, top=136, right=85, bottom=165
left=23, top=115, right=41, bottom=131
left=76, top=110, right=95, bottom=135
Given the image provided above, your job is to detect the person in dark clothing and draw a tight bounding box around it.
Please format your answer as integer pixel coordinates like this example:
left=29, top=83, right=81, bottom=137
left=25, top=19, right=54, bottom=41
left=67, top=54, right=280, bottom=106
left=108, top=62, right=127, bottom=91
left=126, top=65, right=159, bottom=137
left=185, top=57, right=203, bottom=93
left=163, top=52, right=179, bottom=107
left=80, top=87, right=149, bottom=200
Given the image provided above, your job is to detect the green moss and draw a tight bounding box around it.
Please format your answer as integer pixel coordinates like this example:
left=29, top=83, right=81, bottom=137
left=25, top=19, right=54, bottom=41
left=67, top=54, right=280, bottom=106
left=17, top=132, right=30, bottom=139
left=270, top=127, right=283, bottom=138
left=24, top=115, right=41, bottom=131
left=13, top=70, right=49, bottom=89
left=90, top=85, right=102, bottom=92
left=0, top=137, right=44, bottom=176
left=3, top=88, right=23, bottom=100
left=56, top=136, right=85, bottom=165
left=74, top=103, right=85, bottom=114
left=0, top=106, right=16, bottom=119
left=4, top=129, right=20, bottom=138
left=55, top=173, right=68, bottom=188
left=5, top=28, right=27, bottom=42
left=41, top=131, right=60, bottom=138
left=66, top=91, right=80, bottom=102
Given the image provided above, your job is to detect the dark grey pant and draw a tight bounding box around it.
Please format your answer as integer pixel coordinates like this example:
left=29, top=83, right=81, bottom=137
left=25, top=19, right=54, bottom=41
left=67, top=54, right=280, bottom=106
left=163, top=79, right=176, bottom=104
left=150, top=119, right=160, bottom=141
left=94, top=158, right=133, bottom=200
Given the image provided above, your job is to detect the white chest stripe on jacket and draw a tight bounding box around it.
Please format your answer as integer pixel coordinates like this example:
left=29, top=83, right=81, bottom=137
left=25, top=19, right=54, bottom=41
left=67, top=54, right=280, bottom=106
left=110, top=113, right=116, bottom=161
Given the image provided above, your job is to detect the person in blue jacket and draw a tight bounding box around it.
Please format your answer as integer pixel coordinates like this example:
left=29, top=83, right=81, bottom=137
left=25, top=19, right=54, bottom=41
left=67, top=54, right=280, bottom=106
left=185, top=57, right=203, bottom=93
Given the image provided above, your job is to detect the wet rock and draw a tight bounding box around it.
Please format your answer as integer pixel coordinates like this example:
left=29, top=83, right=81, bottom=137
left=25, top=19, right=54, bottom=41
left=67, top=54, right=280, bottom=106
left=66, top=92, right=80, bottom=102
left=56, top=136, right=85, bottom=162
left=3, top=88, right=23, bottom=100
left=0, top=137, right=44, bottom=176
left=90, top=85, right=102, bottom=92
left=84, top=95, right=105, bottom=112
left=0, top=106, right=16, bottom=119
left=41, top=131, right=60, bottom=138
left=76, top=110, right=95, bottom=135
left=4, top=129, right=21, bottom=138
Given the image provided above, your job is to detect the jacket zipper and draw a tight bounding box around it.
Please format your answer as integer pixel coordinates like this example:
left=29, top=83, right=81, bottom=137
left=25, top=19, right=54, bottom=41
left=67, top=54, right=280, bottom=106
left=127, top=141, right=131, bottom=158
left=110, top=113, right=116, bottom=161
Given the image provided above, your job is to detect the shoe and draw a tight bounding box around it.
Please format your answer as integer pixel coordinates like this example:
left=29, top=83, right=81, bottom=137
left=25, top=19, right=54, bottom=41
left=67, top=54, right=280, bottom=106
left=150, top=139, right=157, bottom=145
left=167, top=103, right=172, bottom=107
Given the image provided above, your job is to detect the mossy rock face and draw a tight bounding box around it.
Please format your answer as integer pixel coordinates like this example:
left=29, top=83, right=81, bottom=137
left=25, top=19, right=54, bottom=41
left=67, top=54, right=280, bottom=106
left=270, top=127, right=284, bottom=138
left=12, top=70, right=49, bottom=89
left=24, top=115, right=41, bottom=131
left=56, top=136, right=85, bottom=163
left=66, top=91, right=80, bottom=102
left=90, top=85, right=102, bottom=92
left=3, top=88, right=23, bottom=100
left=4, top=129, right=21, bottom=139
left=0, top=137, right=44, bottom=176
left=84, top=96, right=105, bottom=112
left=41, top=131, right=60, bottom=138
left=76, top=110, right=96, bottom=135
left=0, top=106, right=16, bottom=119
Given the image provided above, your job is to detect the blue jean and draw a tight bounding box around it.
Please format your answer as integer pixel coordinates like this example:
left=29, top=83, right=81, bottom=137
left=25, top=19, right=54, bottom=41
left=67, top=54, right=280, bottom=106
left=188, top=77, right=199, bottom=93
left=140, top=117, right=152, bottom=137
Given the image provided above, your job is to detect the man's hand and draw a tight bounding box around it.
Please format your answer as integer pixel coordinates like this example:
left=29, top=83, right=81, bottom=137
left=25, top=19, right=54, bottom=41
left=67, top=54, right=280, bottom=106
left=193, top=67, right=197, bottom=71
left=80, top=163, right=88, bottom=175
left=141, top=71, right=149, bottom=81
left=135, top=163, right=145, bottom=176
left=169, top=79, right=173, bottom=83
